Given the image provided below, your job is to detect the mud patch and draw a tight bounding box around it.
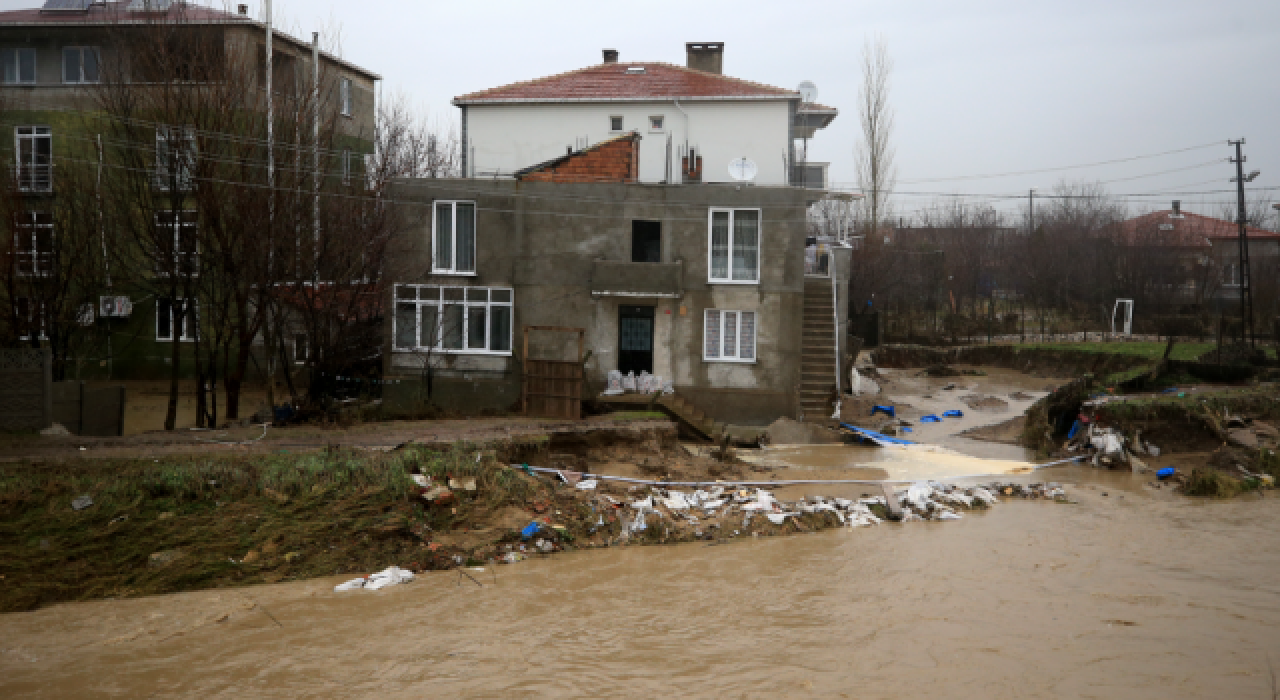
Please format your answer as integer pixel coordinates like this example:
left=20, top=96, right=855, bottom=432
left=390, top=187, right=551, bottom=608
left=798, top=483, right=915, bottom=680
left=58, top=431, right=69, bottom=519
left=963, top=394, right=1009, bottom=412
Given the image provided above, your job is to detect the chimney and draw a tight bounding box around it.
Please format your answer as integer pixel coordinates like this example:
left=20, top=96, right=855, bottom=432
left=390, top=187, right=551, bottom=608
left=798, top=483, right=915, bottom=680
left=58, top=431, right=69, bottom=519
left=1172, top=200, right=1181, bottom=217
left=237, top=4, right=248, bottom=15
left=602, top=49, right=619, bottom=64
left=686, top=42, right=724, bottom=74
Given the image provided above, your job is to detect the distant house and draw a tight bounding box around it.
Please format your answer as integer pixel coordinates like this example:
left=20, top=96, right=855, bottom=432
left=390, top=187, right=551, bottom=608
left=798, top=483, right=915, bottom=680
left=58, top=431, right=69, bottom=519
left=453, top=43, right=837, bottom=187
left=1117, top=202, right=1280, bottom=309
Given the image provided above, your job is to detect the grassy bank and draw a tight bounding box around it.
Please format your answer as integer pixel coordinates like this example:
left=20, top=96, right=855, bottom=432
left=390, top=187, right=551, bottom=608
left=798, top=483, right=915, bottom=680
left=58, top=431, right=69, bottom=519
left=0, top=444, right=550, bottom=612
left=1011, top=342, right=1216, bottom=362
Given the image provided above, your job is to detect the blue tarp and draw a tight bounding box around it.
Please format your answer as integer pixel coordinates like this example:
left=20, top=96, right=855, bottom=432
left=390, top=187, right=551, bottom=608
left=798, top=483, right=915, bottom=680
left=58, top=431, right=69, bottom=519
left=942, top=410, right=964, bottom=418
left=1067, top=420, right=1082, bottom=440
left=871, top=405, right=896, bottom=418
left=839, top=423, right=916, bottom=447
left=521, top=521, right=542, bottom=538
left=1156, top=467, right=1176, bottom=480
left=920, top=414, right=941, bottom=423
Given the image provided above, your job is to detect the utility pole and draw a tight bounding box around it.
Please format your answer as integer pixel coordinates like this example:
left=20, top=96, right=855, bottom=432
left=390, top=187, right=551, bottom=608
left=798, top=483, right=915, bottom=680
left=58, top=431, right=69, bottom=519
left=312, top=31, right=320, bottom=280
left=1229, top=139, right=1255, bottom=348
left=1028, top=188, right=1037, bottom=234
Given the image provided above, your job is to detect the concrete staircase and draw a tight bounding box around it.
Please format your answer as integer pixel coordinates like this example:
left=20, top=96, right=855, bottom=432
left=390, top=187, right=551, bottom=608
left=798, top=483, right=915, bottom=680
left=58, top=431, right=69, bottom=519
left=800, top=277, right=838, bottom=420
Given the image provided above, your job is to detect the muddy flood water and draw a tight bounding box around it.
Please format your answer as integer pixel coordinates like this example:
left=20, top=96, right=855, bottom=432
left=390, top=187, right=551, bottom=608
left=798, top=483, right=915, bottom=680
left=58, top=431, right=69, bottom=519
left=5, top=368, right=1280, bottom=697
left=3, top=466, right=1280, bottom=697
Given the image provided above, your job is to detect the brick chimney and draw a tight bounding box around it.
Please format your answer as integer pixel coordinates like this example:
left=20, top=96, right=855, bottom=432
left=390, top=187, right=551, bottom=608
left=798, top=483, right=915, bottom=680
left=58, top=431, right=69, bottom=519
left=686, top=42, right=723, bottom=74
left=602, top=49, right=619, bottom=64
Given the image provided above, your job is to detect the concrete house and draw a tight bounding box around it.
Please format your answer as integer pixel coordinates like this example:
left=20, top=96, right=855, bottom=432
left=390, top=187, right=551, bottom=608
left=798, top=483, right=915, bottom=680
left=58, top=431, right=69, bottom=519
left=385, top=46, right=851, bottom=430
left=454, top=43, right=838, bottom=188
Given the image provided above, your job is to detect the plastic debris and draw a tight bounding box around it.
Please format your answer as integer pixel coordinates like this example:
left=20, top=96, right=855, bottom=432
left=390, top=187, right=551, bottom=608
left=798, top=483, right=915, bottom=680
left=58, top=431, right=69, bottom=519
left=920, top=414, right=941, bottom=423
left=334, top=566, right=415, bottom=592
left=521, top=521, right=542, bottom=538
left=871, top=405, right=896, bottom=418
left=575, top=479, right=598, bottom=490
left=71, top=494, right=94, bottom=511
left=1156, top=467, right=1175, bottom=480
left=942, top=410, right=964, bottom=418
left=410, top=474, right=431, bottom=488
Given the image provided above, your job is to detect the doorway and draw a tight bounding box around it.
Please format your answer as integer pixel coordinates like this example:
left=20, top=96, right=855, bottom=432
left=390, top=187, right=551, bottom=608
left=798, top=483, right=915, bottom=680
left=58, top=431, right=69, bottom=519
left=618, top=305, right=654, bottom=374
left=631, top=220, right=661, bottom=263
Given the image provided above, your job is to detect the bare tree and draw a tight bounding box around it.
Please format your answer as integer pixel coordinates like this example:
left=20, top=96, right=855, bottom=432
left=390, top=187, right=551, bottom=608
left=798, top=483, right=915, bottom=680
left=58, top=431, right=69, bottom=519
left=854, top=34, right=896, bottom=236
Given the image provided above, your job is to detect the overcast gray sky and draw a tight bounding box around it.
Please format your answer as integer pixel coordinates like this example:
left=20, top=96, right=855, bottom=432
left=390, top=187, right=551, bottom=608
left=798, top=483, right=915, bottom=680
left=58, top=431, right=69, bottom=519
left=5, top=0, right=1276, bottom=221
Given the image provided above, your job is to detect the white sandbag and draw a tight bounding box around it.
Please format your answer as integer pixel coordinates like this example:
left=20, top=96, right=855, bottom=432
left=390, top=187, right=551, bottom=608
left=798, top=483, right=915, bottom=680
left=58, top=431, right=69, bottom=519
left=365, top=566, right=415, bottom=590
left=334, top=578, right=367, bottom=592
left=621, top=371, right=637, bottom=391
left=603, top=370, right=624, bottom=396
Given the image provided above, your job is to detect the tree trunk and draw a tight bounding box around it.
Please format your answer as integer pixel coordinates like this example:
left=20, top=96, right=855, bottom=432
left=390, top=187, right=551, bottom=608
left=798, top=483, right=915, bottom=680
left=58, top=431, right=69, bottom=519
left=164, top=312, right=182, bottom=431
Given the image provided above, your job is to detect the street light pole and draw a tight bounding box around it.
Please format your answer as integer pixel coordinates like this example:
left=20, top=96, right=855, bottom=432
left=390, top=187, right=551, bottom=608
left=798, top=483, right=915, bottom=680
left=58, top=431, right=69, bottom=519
left=1228, top=139, right=1255, bottom=348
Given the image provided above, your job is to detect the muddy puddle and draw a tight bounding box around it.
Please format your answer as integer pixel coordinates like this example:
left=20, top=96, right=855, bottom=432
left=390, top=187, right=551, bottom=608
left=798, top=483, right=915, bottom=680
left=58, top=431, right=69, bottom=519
left=741, top=366, right=1055, bottom=482
left=3, top=464, right=1279, bottom=698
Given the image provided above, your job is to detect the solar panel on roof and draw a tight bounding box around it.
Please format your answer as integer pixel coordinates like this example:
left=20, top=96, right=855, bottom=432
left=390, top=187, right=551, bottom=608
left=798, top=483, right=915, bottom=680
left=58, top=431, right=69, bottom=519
left=40, top=0, right=92, bottom=11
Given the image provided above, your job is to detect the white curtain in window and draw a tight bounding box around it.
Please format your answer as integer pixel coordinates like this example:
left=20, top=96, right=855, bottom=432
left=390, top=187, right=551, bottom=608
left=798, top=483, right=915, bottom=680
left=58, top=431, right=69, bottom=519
left=710, top=212, right=729, bottom=279
left=704, top=310, right=721, bottom=359
left=456, top=203, right=475, bottom=272
left=732, top=210, right=759, bottom=281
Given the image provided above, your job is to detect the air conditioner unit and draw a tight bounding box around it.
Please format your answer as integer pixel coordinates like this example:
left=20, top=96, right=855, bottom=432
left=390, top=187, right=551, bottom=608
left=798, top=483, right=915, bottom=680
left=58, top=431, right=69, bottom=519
left=99, top=295, right=133, bottom=318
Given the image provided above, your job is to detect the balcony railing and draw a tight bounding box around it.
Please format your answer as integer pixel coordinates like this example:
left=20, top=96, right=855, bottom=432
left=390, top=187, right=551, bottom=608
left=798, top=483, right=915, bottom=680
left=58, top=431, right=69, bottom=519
left=15, top=164, right=52, bottom=193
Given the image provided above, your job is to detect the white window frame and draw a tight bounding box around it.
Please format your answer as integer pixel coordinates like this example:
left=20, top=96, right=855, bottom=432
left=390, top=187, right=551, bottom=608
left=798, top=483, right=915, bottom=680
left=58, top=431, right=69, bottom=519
left=15, top=126, right=52, bottom=193
left=2, top=48, right=36, bottom=85
left=340, top=77, right=352, bottom=116
left=153, top=209, right=199, bottom=277
left=648, top=115, right=664, bottom=132
left=431, top=200, right=477, bottom=275
left=13, top=210, right=53, bottom=278
left=155, top=125, right=196, bottom=192
left=15, top=297, right=46, bottom=341
left=703, top=309, right=757, bottom=363
left=707, top=207, right=761, bottom=284
left=341, top=148, right=351, bottom=184
left=393, top=284, right=513, bottom=356
left=609, top=115, right=623, bottom=132
left=156, top=298, right=198, bottom=343
left=61, top=46, right=100, bottom=84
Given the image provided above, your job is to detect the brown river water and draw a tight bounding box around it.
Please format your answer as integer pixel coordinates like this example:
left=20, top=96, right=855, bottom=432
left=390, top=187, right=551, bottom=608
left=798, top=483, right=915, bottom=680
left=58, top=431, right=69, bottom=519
left=5, top=368, right=1280, bottom=697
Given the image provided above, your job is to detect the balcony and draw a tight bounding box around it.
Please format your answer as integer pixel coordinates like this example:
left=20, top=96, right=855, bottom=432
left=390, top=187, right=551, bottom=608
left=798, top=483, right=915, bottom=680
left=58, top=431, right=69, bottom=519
left=15, top=164, right=52, bottom=193
left=589, top=260, right=683, bottom=298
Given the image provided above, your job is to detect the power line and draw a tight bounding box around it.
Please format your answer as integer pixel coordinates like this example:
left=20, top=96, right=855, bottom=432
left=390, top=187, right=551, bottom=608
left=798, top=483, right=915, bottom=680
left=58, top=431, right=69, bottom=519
left=892, top=140, right=1224, bottom=184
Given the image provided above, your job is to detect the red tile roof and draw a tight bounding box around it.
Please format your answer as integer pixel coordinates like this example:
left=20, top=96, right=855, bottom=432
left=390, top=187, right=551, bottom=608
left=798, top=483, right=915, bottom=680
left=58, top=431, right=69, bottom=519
left=454, top=61, right=800, bottom=104
left=1116, top=209, right=1280, bottom=248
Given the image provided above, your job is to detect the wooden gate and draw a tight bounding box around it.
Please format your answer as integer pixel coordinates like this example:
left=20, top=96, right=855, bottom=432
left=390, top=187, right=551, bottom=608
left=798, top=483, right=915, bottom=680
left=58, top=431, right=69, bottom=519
left=521, top=325, right=585, bottom=419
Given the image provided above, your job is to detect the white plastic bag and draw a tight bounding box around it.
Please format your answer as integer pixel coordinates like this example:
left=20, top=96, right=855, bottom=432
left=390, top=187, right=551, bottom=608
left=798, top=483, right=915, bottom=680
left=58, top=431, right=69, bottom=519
left=603, top=370, right=624, bottom=396
left=621, top=371, right=637, bottom=392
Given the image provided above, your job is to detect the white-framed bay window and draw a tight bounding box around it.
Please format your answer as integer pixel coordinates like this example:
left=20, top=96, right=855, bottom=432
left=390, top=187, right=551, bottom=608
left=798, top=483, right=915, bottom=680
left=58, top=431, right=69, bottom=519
left=394, top=285, right=512, bottom=355
left=704, top=309, right=756, bottom=362
left=708, top=208, right=760, bottom=283
left=432, top=200, right=476, bottom=274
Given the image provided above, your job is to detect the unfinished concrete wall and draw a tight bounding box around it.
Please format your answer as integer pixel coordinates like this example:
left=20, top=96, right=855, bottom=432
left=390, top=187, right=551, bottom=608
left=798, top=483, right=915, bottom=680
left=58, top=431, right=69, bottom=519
left=0, top=348, right=51, bottom=432
left=384, top=179, right=814, bottom=424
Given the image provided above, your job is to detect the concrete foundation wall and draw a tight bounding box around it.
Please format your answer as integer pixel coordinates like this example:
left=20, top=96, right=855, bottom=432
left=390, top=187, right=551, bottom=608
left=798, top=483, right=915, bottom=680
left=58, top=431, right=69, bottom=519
left=385, top=179, right=815, bottom=425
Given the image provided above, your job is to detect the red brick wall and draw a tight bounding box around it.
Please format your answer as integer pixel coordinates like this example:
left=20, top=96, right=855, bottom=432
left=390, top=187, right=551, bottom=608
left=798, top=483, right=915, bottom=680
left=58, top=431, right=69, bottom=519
left=521, top=134, right=639, bottom=183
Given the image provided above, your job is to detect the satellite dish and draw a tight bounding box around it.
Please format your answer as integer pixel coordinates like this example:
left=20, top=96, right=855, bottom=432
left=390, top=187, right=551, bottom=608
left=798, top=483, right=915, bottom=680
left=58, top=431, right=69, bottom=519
left=797, top=80, right=818, bottom=103
left=728, top=157, right=758, bottom=182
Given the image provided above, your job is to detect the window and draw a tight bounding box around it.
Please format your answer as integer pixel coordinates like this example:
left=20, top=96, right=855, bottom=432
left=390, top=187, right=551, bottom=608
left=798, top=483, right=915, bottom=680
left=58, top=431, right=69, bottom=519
left=340, top=77, right=352, bottom=116
left=293, top=333, right=309, bottom=364
left=393, top=285, right=513, bottom=355
left=1222, top=262, right=1239, bottom=287
left=62, top=47, right=99, bottom=84
left=648, top=115, right=664, bottom=132
left=15, top=298, right=46, bottom=341
left=632, top=220, right=661, bottom=263
left=708, top=208, right=760, bottom=283
left=156, top=298, right=198, bottom=342
left=432, top=200, right=476, bottom=274
left=154, top=210, right=199, bottom=276
left=15, top=126, right=52, bottom=192
left=2, top=48, right=36, bottom=84
left=13, top=211, right=53, bottom=277
left=155, top=125, right=196, bottom=191
left=704, top=309, right=756, bottom=362
left=609, top=116, right=623, bottom=132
